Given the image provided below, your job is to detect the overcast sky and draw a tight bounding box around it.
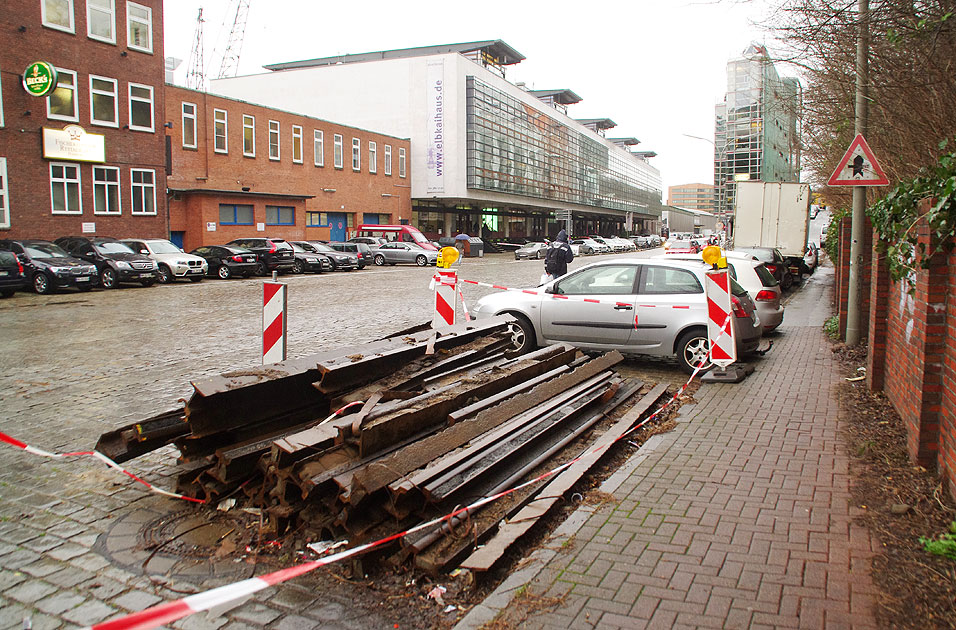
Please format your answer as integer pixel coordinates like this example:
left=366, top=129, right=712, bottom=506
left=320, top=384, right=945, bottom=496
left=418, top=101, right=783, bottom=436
left=163, top=0, right=783, bottom=196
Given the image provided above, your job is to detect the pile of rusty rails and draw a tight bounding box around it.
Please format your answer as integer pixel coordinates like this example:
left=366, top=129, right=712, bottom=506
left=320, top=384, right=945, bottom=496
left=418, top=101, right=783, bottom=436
left=96, top=315, right=670, bottom=575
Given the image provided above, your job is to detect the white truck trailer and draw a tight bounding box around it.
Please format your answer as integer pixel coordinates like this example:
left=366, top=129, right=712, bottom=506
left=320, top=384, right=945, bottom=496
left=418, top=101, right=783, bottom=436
left=733, top=181, right=812, bottom=283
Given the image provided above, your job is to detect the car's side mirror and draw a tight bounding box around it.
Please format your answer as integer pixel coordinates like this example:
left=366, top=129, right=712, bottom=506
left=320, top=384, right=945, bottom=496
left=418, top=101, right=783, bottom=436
left=140, top=250, right=149, bottom=255
left=544, top=285, right=555, bottom=294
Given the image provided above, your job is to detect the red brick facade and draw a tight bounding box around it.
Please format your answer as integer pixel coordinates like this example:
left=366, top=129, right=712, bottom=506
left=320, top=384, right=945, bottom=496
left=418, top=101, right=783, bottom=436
left=165, top=86, right=411, bottom=252
left=0, top=1, right=167, bottom=240
left=840, top=200, right=956, bottom=499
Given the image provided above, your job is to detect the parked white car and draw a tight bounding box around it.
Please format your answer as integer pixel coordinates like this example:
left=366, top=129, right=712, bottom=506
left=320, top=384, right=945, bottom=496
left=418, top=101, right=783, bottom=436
left=472, top=258, right=763, bottom=373
left=604, top=236, right=636, bottom=252
left=569, top=238, right=607, bottom=255
left=120, top=238, right=208, bottom=283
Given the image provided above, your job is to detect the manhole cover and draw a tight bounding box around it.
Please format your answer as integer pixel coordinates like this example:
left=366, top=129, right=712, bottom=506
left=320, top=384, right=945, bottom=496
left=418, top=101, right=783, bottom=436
left=140, top=510, right=248, bottom=559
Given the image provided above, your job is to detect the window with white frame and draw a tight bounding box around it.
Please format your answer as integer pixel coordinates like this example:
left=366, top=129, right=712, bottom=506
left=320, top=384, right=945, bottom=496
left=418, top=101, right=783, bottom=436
left=90, top=75, right=118, bottom=127
left=50, top=162, right=81, bottom=214
left=128, top=83, right=153, bottom=132
left=243, top=115, right=255, bottom=156
left=352, top=138, right=361, bottom=171
left=384, top=144, right=392, bottom=176
left=47, top=68, right=78, bottom=121
left=369, top=142, right=377, bottom=174
left=42, top=0, right=74, bottom=33
left=92, top=166, right=121, bottom=214
left=268, top=120, right=280, bottom=160
left=126, top=2, right=152, bottom=53
left=333, top=134, right=343, bottom=168
left=0, top=158, right=9, bottom=229
left=214, top=109, right=227, bottom=153
left=182, top=102, right=196, bottom=148
left=130, top=168, right=155, bottom=214
left=292, top=125, right=303, bottom=163
left=399, top=147, right=407, bottom=178
left=313, top=130, right=324, bottom=166
left=87, top=0, right=115, bottom=43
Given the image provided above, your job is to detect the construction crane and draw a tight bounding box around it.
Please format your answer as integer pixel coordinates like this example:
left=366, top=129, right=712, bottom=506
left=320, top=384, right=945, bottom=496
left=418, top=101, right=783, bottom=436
left=217, top=0, right=251, bottom=79
left=185, top=8, right=205, bottom=90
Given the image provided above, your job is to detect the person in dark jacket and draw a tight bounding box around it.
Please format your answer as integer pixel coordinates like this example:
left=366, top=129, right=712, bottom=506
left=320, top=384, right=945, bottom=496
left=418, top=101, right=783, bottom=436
left=544, top=229, right=574, bottom=278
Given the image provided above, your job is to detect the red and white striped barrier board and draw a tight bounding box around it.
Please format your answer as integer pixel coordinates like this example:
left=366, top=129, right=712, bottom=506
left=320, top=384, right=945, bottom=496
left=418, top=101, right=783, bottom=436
left=432, top=270, right=458, bottom=329
left=0, top=431, right=203, bottom=504
left=263, top=282, right=287, bottom=364
left=704, top=269, right=736, bottom=367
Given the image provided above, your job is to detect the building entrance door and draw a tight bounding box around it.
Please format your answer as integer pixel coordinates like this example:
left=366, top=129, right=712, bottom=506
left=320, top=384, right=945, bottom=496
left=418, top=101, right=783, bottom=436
left=328, top=213, right=347, bottom=241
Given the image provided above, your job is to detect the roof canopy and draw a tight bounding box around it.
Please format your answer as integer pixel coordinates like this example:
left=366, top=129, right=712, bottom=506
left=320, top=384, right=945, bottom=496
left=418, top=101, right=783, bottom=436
left=264, top=40, right=526, bottom=71
left=529, top=89, right=583, bottom=105
left=609, top=137, right=641, bottom=146
left=576, top=118, right=617, bottom=130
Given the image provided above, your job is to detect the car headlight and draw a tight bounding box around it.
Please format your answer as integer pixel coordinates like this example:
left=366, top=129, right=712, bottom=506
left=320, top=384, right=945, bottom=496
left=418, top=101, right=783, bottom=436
left=49, top=266, right=69, bottom=275
left=306, top=257, right=318, bottom=263
left=116, top=261, right=131, bottom=269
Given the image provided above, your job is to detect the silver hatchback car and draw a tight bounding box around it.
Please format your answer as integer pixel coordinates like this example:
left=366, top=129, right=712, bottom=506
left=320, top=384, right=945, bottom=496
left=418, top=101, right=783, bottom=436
left=472, top=258, right=762, bottom=374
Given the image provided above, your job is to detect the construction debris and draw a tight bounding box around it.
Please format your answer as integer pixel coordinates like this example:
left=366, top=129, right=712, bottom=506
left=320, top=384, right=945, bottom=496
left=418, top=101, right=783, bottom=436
left=97, top=315, right=671, bottom=575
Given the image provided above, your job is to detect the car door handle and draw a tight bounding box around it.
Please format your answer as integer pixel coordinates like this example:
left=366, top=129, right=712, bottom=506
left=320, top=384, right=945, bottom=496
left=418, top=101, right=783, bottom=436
left=613, top=304, right=633, bottom=311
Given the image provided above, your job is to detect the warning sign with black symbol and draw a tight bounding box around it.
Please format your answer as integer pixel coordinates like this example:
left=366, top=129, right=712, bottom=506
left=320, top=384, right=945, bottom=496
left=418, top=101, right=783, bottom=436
left=827, top=133, right=889, bottom=186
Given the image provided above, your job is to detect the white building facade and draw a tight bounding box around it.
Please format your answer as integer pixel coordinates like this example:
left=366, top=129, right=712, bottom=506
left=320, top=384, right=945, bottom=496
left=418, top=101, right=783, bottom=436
left=211, top=41, right=662, bottom=241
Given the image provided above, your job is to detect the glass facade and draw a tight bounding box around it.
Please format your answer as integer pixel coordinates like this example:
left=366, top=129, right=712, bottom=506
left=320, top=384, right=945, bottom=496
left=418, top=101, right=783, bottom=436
left=465, top=77, right=662, bottom=217
left=714, top=46, right=801, bottom=219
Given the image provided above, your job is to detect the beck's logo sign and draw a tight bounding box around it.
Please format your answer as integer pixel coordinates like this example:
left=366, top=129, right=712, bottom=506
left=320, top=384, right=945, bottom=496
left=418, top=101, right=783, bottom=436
left=23, top=61, right=58, bottom=97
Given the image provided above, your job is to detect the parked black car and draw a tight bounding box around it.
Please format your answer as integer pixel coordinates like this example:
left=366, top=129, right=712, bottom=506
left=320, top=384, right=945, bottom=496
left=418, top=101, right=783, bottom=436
left=189, top=245, right=258, bottom=279
left=328, top=241, right=372, bottom=269
left=224, top=238, right=296, bottom=276
left=289, top=242, right=333, bottom=273
left=734, top=246, right=794, bottom=290
left=305, top=241, right=357, bottom=271
left=54, top=236, right=158, bottom=288
left=0, top=239, right=98, bottom=294
left=0, top=250, right=27, bottom=297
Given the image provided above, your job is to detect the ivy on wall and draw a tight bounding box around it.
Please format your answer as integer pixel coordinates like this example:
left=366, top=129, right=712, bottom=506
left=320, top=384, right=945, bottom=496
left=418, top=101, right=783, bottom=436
left=866, top=141, right=956, bottom=284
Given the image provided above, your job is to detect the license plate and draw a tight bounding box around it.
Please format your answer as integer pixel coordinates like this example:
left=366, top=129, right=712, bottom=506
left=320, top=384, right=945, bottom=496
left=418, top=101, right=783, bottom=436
left=139, top=273, right=153, bottom=278
left=0, top=271, right=7, bottom=276
left=76, top=276, right=90, bottom=282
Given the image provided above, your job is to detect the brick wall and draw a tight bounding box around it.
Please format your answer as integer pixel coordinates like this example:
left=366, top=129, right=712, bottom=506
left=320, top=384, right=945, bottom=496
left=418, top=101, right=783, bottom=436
left=0, top=1, right=167, bottom=241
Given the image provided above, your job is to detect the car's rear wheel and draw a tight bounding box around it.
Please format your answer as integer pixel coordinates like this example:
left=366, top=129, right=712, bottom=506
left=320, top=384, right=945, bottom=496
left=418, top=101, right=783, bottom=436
left=535, top=251, right=542, bottom=259
left=676, top=329, right=711, bottom=375
left=507, top=314, right=536, bottom=355
left=100, top=268, right=117, bottom=289
left=157, top=265, right=173, bottom=284
left=32, top=272, right=52, bottom=295
left=217, top=265, right=232, bottom=279
left=781, top=272, right=794, bottom=291
left=416, top=254, right=428, bottom=267
left=374, top=254, right=386, bottom=266
left=255, top=261, right=268, bottom=277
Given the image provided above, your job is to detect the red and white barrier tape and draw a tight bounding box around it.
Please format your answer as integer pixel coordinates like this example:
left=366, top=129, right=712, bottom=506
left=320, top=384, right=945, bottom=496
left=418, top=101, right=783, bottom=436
left=77, top=316, right=732, bottom=630
left=0, top=431, right=204, bottom=505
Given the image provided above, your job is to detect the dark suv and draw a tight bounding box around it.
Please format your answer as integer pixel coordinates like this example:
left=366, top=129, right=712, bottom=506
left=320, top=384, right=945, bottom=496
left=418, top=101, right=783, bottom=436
left=328, top=242, right=372, bottom=269
left=0, top=250, right=27, bottom=297
left=54, top=236, right=158, bottom=288
left=224, top=238, right=296, bottom=276
left=0, top=239, right=97, bottom=294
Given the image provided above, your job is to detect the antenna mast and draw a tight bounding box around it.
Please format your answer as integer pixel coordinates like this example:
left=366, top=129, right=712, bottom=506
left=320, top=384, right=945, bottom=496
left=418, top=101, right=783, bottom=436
left=186, top=8, right=206, bottom=90
left=217, top=0, right=251, bottom=79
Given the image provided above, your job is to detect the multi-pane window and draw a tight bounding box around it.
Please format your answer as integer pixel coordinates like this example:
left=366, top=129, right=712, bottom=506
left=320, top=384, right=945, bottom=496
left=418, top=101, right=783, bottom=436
left=42, top=0, right=74, bottom=33
left=50, top=162, right=81, bottom=214
left=399, top=148, right=407, bottom=178
left=352, top=138, right=361, bottom=171
left=0, top=158, right=8, bottom=229
left=219, top=204, right=253, bottom=225
left=127, top=2, right=152, bottom=53
left=128, top=83, right=154, bottom=132
left=90, top=76, right=118, bottom=127
left=313, top=130, right=324, bottom=166
left=269, top=120, right=280, bottom=160
left=214, top=109, right=227, bottom=153
left=266, top=206, right=295, bottom=225
left=92, top=166, right=120, bottom=214
left=130, top=169, right=155, bottom=214
left=292, top=125, right=303, bottom=164
left=48, top=68, right=77, bottom=121
left=306, top=211, right=325, bottom=227
left=243, top=115, right=255, bottom=156
left=369, top=142, right=377, bottom=174
left=384, top=145, right=392, bottom=175
left=87, top=0, right=115, bottom=43
left=182, top=102, right=197, bottom=148
left=333, top=134, right=343, bottom=168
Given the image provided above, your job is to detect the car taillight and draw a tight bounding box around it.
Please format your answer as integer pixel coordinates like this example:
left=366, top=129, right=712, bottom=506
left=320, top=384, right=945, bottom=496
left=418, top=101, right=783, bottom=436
left=17, top=261, right=24, bottom=274
left=765, top=263, right=778, bottom=274
left=268, top=242, right=277, bottom=253
left=731, top=295, right=749, bottom=318
left=230, top=255, right=243, bottom=262
left=755, top=289, right=777, bottom=302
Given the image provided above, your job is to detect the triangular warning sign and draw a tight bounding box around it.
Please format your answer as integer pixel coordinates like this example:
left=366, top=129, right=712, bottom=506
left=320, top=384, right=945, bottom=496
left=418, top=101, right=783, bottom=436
left=827, top=133, right=889, bottom=186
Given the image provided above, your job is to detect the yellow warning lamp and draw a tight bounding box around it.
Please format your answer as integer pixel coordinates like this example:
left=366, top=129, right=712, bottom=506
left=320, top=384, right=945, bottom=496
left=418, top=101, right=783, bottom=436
left=702, top=245, right=727, bottom=269
left=437, top=246, right=459, bottom=269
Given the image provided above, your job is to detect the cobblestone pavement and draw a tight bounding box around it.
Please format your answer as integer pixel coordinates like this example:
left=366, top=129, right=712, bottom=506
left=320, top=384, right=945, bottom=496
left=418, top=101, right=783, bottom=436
left=458, top=263, right=880, bottom=630
left=0, top=249, right=682, bottom=630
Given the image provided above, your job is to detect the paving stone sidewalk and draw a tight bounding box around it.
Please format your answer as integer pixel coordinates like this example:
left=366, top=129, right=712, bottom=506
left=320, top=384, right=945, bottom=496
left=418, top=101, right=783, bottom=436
left=459, top=265, right=880, bottom=629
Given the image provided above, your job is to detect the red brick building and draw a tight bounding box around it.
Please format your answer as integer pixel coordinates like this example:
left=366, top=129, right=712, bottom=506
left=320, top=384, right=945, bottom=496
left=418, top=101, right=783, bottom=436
left=165, top=86, right=411, bottom=251
left=0, top=0, right=167, bottom=240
